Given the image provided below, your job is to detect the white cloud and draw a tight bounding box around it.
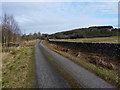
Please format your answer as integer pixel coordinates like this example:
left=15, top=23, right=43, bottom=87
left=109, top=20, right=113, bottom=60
left=15, top=16, right=31, bottom=23
left=18, top=14, right=117, bottom=34
left=2, top=2, right=118, bottom=34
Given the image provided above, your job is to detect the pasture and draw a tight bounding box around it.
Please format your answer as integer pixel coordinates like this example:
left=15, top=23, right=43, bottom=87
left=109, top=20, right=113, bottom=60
left=51, top=36, right=120, bottom=43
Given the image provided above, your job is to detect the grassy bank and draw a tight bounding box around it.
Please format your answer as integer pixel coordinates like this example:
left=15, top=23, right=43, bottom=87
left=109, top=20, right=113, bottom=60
left=43, top=41, right=120, bottom=88
left=50, top=36, right=120, bottom=43
left=2, top=40, right=37, bottom=88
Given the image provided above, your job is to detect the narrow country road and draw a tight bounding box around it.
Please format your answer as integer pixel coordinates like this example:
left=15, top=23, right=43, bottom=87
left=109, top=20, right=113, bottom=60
left=34, top=41, right=115, bottom=88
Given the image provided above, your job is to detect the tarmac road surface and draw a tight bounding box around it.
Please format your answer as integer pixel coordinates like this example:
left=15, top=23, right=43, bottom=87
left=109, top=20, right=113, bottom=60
left=34, top=41, right=115, bottom=88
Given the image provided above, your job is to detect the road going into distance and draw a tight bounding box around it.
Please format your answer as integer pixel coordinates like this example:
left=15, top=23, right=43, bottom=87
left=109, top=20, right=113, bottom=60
left=34, top=41, right=115, bottom=88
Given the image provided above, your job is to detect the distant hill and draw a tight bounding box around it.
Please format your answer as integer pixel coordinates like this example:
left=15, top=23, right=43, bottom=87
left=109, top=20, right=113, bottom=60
left=48, top=26, right=119, bottom=39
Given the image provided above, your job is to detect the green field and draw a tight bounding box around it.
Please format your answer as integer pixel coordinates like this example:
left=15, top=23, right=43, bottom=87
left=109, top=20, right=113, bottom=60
left=51, top=36, right=120, bottom=43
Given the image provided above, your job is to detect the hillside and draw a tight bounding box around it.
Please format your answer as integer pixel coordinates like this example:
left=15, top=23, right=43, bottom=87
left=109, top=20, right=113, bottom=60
left=48, top=26, right=119, bottom=39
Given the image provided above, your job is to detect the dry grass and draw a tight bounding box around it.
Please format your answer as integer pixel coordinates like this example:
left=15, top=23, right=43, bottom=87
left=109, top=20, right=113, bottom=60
left=2, top=40, right=37, bottom=88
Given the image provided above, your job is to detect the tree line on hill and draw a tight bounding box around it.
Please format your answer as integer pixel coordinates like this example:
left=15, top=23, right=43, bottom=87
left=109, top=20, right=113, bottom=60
left=47, top=26, right=120, bottom=39
left=21, top=32, right=41, bottom=41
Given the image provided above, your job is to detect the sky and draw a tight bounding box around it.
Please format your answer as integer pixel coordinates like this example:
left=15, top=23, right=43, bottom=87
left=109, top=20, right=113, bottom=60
left=1, top=1, right=118, bottom=34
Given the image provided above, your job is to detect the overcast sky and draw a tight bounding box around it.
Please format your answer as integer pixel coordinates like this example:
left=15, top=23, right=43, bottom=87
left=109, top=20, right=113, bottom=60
left=1, top=1, right=118, bottom=34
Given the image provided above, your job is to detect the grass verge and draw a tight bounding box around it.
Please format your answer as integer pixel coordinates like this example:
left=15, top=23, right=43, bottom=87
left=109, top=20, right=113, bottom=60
left=43, top=41, right=120, bottom=88
left=2, top=40, right=37, bottom=88
left=50, top=36, right=120, bottom=44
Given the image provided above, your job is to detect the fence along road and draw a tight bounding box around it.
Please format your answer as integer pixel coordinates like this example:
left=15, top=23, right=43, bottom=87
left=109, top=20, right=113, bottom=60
left=34, top=41, right=115, bottom=88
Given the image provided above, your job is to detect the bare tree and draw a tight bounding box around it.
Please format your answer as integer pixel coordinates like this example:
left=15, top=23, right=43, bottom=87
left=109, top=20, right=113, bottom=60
left=2, top=13, right=21, bottom=47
